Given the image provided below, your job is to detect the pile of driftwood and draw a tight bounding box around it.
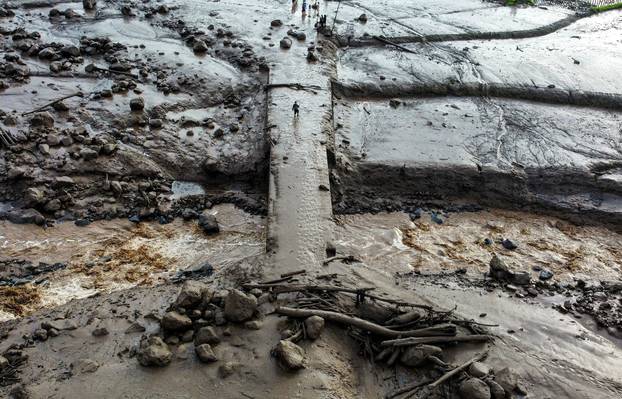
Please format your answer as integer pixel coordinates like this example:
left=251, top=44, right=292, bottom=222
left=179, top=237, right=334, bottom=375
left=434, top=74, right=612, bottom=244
left=243, top=270, right=497, bottom=399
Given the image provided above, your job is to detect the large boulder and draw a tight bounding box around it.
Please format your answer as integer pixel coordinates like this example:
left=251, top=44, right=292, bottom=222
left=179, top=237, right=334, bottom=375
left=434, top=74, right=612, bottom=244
left=399, top=345, right=442, bottom=367
left=459, top=378, right=491, bottom=399
left=304, top=316, right=325, bottom=340
left=137, top=336, right=172, bottom=367
left=224, top=289, right=257, bottom=322
left=274, top=340, right=305, bottom=371
left=160, top=311, right=192, bottom=331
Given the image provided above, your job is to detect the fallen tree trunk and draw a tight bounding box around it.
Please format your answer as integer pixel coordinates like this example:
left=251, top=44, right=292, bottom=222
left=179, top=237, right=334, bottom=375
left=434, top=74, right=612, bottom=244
left=381, top=334, right=493, bottom=347
left=276, top=306, right=457, bottom=338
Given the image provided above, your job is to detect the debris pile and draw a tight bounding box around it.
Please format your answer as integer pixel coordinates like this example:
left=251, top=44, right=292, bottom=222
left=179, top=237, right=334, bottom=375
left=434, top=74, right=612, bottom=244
left=136, top=272, right=527, bottom=398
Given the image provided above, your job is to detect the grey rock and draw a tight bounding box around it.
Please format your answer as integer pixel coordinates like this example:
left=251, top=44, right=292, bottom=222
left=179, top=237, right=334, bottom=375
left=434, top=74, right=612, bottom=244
left=280, top=37, right=292, bottom=49
left=30, top=112, right=54, bottom=128
left=80, top=148, right=98, bottom=160
left=400, top=344, right=442, bottom=367
left=274, top=340, right=305, bottom=371
left=459, top=378, right=491, bottom=399
left=125, top=322, right=146, bottom=334
left=198, top=214, right=220, bottom=235
left=224, top=289, right=257, bottom=322
left=24, top=187, right=45, bottom=206
left=60, top=45, right=80, bottom=57
left=137, top=336, right=172, bottom=367
left=494, top=367, right=518, bottom=394
left=91, top=326, right=109, bottom=336
left=130, top=97, right=144, bottom=111
left=194, top=326, right=220, bottom=345
left=469, top=362, right=491, bottom=378
left=33, top=328, right=48, bottom=341
left=8, top=209, right=45, bottom=225
left=41, top=319, right=78, bottom=331
left=271, top=19, right=283, bottom=27
left=304, top=315, right=324, bottom=340
left=487, top=380, right=506, bottom=399
left=174, top=280, right=207, bottom=308
left=71, top=358, right=99, bottom=374
left=244, top=320, right=263, bottom=330
left=195, top=344, right=217, bottom=363
left=0, top=355, right=8, bottom=369
left=83, top=0, right=96, bottom=10
left=161, top=311, right=192, bottom=331
left=193, top=40, right=208, bottom=53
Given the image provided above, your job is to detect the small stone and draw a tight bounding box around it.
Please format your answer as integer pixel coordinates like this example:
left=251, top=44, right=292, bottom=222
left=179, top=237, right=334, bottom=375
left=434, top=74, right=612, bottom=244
left=82, top=0, right=96, bottom=10
left=244, top=320, right=262, bottom=330
left=273, top=340, right=305, bottom=371
left=224, top=289, right=257, bottom=322
left=487, top=380, right=506, bottom=399
left=459, top=378, right=491, bottom=399
left=101, top=143, right=117, bottom=155
left=198, top=214, right=220, bottom=235
left=34, top=328, right=48, bottom=341
left=494, top=367, right=519, bottom=394
left=174, top=280, right=207, bottom=308
left=60, top=45, right=80, bottom=57
left=125, top=322, right=146, bottom=334
left=193, top=40, right=208, bottom=53
left=137, top=336, right=172, bottom=367
left=0, top=355, right=8, bottom=369
left=280, top=37, right=292, bottom=49
left=304, top=316, right=324, bottom=340
left=149, top=118, right=163, bottom=128
left=501, top=239, right=517, bottom=250
left=469, top=362, right=491, bottom=378
left=161, top=311, right=192, bottom=331
left=539, top=269, right=554, bottom=281
left=92, top=326, right=109, bottom=336
left=195, top=344, right=217, bottom=363
left=30, top=112, right=54, bottom=128
left=194, top=326, right=220, bottom=345
left=358, top=13, right=368, bottom=22
left=271, top=19, right=283, bottom=27
left=130, top=97, right=144, bottom=111
left=41, top=319, right=78, bottom=331
left=511, top=271, right=531, bottom=286
left=399, top=345, right=442, bottom=367
left=218, top=362, right=238, bottom=378
left=80, top=148, right=98, bottom=160
left=72, top=358, right=99, bottom=374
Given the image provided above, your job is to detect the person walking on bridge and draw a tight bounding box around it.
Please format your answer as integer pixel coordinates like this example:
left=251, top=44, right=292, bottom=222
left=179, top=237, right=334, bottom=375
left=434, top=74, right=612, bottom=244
left=292, top=101, right=300, bottom=118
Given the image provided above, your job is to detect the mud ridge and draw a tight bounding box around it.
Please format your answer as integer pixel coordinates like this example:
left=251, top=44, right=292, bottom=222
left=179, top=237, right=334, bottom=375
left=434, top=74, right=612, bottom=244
left=336, top=12, right=586, bottom=47
left=333, top=80, right=622, bottom=110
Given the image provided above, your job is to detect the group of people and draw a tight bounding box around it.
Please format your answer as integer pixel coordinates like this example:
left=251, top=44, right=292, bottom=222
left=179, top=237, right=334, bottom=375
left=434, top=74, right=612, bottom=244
left=296, top=0, right=320, bottom=15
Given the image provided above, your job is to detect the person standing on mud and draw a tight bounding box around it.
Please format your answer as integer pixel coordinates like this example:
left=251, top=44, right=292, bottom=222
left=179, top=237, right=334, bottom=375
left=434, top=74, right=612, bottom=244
left=292, top=101, right=300, bottom=118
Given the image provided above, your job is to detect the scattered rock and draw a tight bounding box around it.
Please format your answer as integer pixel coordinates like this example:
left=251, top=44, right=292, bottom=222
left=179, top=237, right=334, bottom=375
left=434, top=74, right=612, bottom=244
left=271, top=19, right=283, bottom=27
left=174, top=280, right=207, bottom=308
left=280, top=37, right=292, bottom=49
left=125, top=322, right=146, bottom=334
left=304, top=316, right=324, bottom=340
left=8, top=209, right=45, bottom=225
left=198, top=214, right=220, bottom=235
left=194, top=326, right=220, bottom=345
left=71, top=358, right=99, bottom=374
left=161, top=311, right=192, bottom=331
left=469, top=362, right=491, bottom=378
left=358, top=13, right=368, bottom=23
left=82, top=0, right=96, bottom=10
left=224, top=289, right=257, bottom=322
left=30, top=112, right=54, bottom=128
left=130, top=97, right=144, bottom=111
left=137, top=336, right=173, bottom=367
left=501, top=239, right=517, bottom=250
left=399, top=344, right=442, bottom=367
left=273, top=340, right=305, bottom=371
left=92, top=326, right=109, bottom=337
left=487, top=380, right=506, bottom=399
left=244, top=320, right=263, bottom=330
left=459, top=378, right=491, bottom=399
left=0, top=355, right=8, bottom=369
left=539, top=269, right=554, bottom=281
left=193, top=40, right=208, bottom=53
left=195, top=344, right=217, bottom=363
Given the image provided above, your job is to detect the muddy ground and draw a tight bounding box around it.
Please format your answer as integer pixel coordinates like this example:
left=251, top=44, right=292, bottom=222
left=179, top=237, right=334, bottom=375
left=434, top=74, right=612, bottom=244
left=2, top=0, right=622, bottom=398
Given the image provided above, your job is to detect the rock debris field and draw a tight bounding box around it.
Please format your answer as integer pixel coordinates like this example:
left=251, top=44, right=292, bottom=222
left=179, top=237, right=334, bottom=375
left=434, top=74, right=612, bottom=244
left=1, top=0, right=622, bottom=398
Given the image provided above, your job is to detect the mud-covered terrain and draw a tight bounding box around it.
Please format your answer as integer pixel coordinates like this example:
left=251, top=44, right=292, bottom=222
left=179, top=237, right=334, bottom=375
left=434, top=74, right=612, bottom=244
left=2, top=1, right=622, bottom=399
